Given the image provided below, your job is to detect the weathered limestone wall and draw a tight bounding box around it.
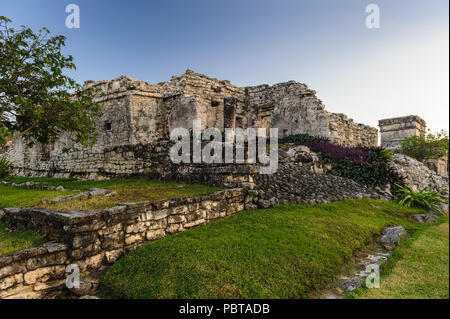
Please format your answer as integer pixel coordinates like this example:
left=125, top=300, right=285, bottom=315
left=7, top=141, right=256, bottom=188
left=252, top=145, right=393, bottom=208
left=379, top=115, right=426, bottom=150
left=379, top=115, right=448, bottom=177
left=424, top=157, right=448, bottom=178
left=247, top=82, right=378, bottom=146
left=168, top=70, right=250, bottom=131
left=0, top=188, right=248, bottom=298
left=327, top=113, right=378, bottom=147
left=5, top=69, right=378, bottom=180
left=0, top=242, right=68, bottom=299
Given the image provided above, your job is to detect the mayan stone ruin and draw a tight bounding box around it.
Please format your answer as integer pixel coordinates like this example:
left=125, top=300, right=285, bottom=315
left=379, top=115, right=448, bottom=177
left=1, top=71, right=448, bottom=300
left=5, top=69, right=379, bottom=180
left=379, top=115, right=427, bottom=150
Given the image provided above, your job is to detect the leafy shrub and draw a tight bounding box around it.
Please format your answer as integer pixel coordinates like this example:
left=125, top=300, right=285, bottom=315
left=279, top=133, right=330, bottom=145
left=400, top=130, right=448, bottom=161
left=303, top=141, right=370, bottom=163
left=332, top=160, right=403, bottom=188
left=0, top=157, right=13, bottom=180
left=289, top=139, right=400, bottom=188
left=396, top=184, right=448, bottom=213
left=278, top=134, right=401, bottom=188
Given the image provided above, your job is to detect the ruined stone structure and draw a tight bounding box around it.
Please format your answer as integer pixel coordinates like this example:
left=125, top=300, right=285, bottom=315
left=379, top=115, right=427, bottom=150
left=379, top=115, right=448, bottom=177
left=0, top=188, right=249, bottom=298
left=5, top=70, right=378, bottom=180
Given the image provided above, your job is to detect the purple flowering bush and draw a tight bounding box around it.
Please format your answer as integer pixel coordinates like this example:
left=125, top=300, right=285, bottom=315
left=282, top=135, right=404, bottom=189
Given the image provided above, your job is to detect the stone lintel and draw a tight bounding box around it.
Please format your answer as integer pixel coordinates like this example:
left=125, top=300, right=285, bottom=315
left=378, top=115, right=426, bottom=128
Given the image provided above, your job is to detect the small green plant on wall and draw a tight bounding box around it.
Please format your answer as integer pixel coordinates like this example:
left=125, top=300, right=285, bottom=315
left=0, top=157, right=12, bottom=180
left=400, top=130, right=449, bottom=162
left=395, top=184, right=448, bottom=213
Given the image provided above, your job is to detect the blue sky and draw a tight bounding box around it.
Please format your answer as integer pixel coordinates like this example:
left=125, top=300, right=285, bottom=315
left=1, top=0, right=448, bottom=133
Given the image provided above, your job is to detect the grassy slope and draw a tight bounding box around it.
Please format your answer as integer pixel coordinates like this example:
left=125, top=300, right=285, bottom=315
left=352, top=219, right=449, bottom=299
left=100, top=199, right=430, bottom=299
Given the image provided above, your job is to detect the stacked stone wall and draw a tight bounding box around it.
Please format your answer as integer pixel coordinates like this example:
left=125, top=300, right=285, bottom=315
left=0, top=243, right=68, bottom=299
left=0, top=188, right=248, bottom=298
left=7, top=141, right=257, bottom=189
left=246, top=82, right=378, bottom=146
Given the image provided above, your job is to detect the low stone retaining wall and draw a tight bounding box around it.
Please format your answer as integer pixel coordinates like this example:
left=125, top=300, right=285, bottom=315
left=0, top=242, right=68, bottom=299
left=9, top=141, right=258, bottom=189
left=1, top=181, right=65, bottom=191
left=0, top=188, right=248, bottom=298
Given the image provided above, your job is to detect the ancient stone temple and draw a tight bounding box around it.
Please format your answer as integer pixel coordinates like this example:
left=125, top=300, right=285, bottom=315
left=79, top=69, right=378, bottom=146
left=5, top=70, right=378, bottom=180
left=378, top=115, right=427, bottom=149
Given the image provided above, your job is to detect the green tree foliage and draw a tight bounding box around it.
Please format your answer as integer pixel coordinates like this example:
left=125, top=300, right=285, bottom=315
left=400, top=130, right=449, bottom=161
left=0, top=16, right=101, bottom=152
left=0, top=156, right=12, bottom=180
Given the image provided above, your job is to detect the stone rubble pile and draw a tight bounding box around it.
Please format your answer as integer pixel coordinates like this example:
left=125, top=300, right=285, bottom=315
left=390, top=154, right=449, bottom=193
left=253, top=145, right=393, bottom=207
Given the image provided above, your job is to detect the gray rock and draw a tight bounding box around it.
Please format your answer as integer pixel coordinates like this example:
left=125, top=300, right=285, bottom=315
left=69, top=279, right=99, bottom=296
left=285, top=148, right=297, bottom=157
left=55, top=185, right=65, bottom=191
left=80, top=295, right=100, bottom=299
left=244, top=203, right=258, bottom=210
left=340, top=277, right=362, bottom=292
left=295, top=145, right=311, bottom=153
left=380, top=226, right=407, bottom=244
left=88, top=188, right=110, bottom=196
left=436, top=202, right=449, bottom=215
left=257, top=197, right=279, bottom=209
left=412, top=214, right=438, bottom=223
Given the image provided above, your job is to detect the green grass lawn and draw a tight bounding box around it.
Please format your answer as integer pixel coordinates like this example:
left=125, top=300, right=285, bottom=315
left=0, top=176, right=219, bottom=256
left=0, top=184, right=77, bottom=209
left=1, top=179, right=70, bottom=257
left=2, top=176, right=221, bottom=210
left=351, top=219, right=449, bottom=299
left=100, top=199, right=433, bottom=299
left=0, top=223, right=44, bottom=257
